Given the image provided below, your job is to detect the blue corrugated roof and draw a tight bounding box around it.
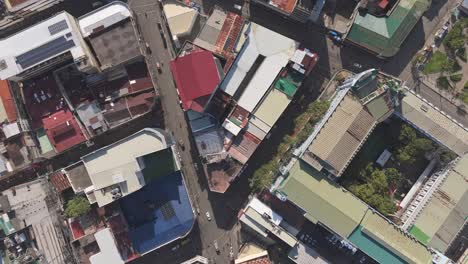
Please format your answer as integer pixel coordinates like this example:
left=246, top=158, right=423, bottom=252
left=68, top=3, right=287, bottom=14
left=120, top=171, right=194, bottom=254
left=349, top=226, right=406, bottom=264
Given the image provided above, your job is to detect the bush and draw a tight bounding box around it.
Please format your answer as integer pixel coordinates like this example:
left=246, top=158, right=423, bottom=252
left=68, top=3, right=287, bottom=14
left=396, top=125, right=435, bottom=164
left=451, top=60, right=462, bottom=73
left=249, top=161, right=278, bottom=193
left=349, top=165, right=399, bottom=216
left=437, top=76, right=451, bottom=90
left=444, top=19, right=468, bottom=52
left=423, top=51, right=450, bottom=74
left=456, top=47, right=467, bottom=62
left=65, top=196, right=91, bottom=218
left=450, top=73, right=463, bottom=83
left=249, top=100, right=330, bottom=193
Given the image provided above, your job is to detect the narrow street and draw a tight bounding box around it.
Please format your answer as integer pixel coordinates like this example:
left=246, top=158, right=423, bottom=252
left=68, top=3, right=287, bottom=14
left=128, top=0, right=241, bottom=263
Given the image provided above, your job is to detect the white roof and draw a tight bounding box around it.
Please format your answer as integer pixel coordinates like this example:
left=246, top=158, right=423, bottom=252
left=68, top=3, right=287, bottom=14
left=248, top=197, right=282, bottom=225
left=163, top=3, right=198, bottom=37
left=2, top=122, right=20, bottom=139
left=219, top=22, right=297, bottom=102
left=81, top=128, right=169, bottom=207
left=89, top=228, right=124, bottom=264
left=222, top=119, right=242, bottom=136
left=0, top=12, right=86, bottom=80
left=237, top=53, right=290, bottom=112
left=79, top=2, right=132, bottom=38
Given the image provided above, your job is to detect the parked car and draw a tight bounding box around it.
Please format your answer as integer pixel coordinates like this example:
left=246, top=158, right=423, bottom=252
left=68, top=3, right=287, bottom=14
left=206, top=211, right=211, bottom=221
left=214, top=240, right=220, bottom=253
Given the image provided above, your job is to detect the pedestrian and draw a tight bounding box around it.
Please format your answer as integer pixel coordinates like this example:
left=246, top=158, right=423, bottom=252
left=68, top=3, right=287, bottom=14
left=145, top=13, right=148, bottom=18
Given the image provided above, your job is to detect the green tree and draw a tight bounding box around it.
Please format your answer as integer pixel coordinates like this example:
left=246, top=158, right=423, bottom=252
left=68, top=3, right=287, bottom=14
left=440, top=150, right=457, bottom=165
left=385, top=168, right=401, bottom=187
left=359, top=163, right=375, bottom=182
left=368, top=195, right=397, bottom=216
left=65, top=196, right=91, bottom=218
left=396, top=125, right=434, bottom=164
left=369, top=169, right=388, bottom=195
left=307, top=100, right=330, bottom=121
left=350, top=184, right=373, bottom=200
left=398, top=125, right=416, bottom=144
left=249, top=161, right=278, bottom=193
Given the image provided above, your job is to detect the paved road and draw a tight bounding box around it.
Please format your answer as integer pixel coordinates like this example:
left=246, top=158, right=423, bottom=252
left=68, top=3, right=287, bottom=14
left=126, top=0, right=463, bottom=263
left=128, top=0, right=240, bottom=263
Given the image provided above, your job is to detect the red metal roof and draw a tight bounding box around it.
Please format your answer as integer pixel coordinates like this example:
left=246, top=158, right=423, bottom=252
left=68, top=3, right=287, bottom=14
left=43, top=110, right=86, bottom=153
left=50, top=171, right=71, bottom=193
left=0, top=80, right=17, bottom=122
left=170, top=50, right=220, bottom=111
left=215, top=12, right=245, bottom=58
left=70, top=219, right=85, bottom=240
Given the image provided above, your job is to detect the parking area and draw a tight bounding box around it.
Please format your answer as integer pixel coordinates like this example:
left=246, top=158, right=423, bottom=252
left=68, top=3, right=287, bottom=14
left=296, top=221, right=378, bottom=264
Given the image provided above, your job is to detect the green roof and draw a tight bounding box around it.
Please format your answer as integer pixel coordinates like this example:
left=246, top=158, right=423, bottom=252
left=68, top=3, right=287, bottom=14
left=278, top=160, right=368, bottom=238
left=141, top=148, right=178, bottom=183
left=274, top=70, right=303, bottom=97
left=365, top=95, right=393, bottom=120
left=409, top=225, right=430, bottom=245
left=347, top=0, right=430, bottom=57
left=349, top=226, right=407, bottom=264
left=357, top=210, right=433, bottom=264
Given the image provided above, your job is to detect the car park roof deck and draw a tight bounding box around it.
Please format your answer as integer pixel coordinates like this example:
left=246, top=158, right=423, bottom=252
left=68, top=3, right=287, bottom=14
left=23, top=73, right=67, bottom=130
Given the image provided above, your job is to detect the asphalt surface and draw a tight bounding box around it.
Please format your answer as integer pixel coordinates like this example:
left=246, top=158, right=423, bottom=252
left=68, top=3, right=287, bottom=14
left=128, top=0, right=241, bottom=263
left=126, top=0, right=463, bottom=263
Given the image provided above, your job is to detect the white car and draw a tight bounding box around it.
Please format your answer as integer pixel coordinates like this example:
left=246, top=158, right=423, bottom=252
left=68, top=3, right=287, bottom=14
left=234, top=4, right=242, bottom=11
left=206, top=211, right=211, bottom=221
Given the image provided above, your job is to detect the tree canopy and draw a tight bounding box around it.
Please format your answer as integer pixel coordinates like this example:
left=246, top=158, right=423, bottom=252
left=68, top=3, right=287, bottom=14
left=396, top=125, right=434, bottom=164
left=249, top=100, right=330, bottom=193
left=65, top=196, right=91, bottom=218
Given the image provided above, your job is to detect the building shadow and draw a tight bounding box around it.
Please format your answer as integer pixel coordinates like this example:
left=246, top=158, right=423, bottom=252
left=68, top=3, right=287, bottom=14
left=382, top=20, right=426, bottom=77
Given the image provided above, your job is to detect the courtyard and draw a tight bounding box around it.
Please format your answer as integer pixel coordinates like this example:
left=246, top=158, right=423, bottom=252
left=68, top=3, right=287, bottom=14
left=340, top=116, right=446, bottom=217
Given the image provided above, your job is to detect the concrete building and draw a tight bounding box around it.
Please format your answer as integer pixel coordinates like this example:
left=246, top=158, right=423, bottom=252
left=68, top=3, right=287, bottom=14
left=251, top=0, right=325, bottom=23
left=163, top=1, right=198, bottom=44
left=193, top=7, right=245, bottom=66
left=71, top=128, right=172, bottom=207
left=346, top=0, right=431, bottom=57
left=239, top=197, right=332, bottom=264
left=396, top=90, right=468, bottom=156
left=89, top=228, right=125, bottom=264
left=0, top=11, right=98, bottom=81
left=187, top=22, right=318, bottom=193
left=274, top=159, right=434, bottom=264
left=78, top=2, right=141, bottom=71
left=297, top=69, right=399, bottom=178
left=407, top=154, right=468, bottom=254
left=235, top=243, right=271, bottom=264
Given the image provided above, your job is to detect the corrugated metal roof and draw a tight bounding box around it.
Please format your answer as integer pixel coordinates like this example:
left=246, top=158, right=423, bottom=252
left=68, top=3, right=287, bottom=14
left=347, top=0, right=430, bottom=57
left=359, top=210, right=432, bottom=264
left=412, top=154, right=468, bottom=252
left=219, top=22, right=297, bottom=99
left=398, top=92, right=468, bottom=156
left=253, top=88, right=291, bottom=127
left=50, top=171, right=71, bottom=193
left=243, top=206, right=297, bottom=247
left=170, top=50, right=220, bottom=111
left=278, top=160, right=368, bottom=238
left=308, top=95, right=376, bottom=175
